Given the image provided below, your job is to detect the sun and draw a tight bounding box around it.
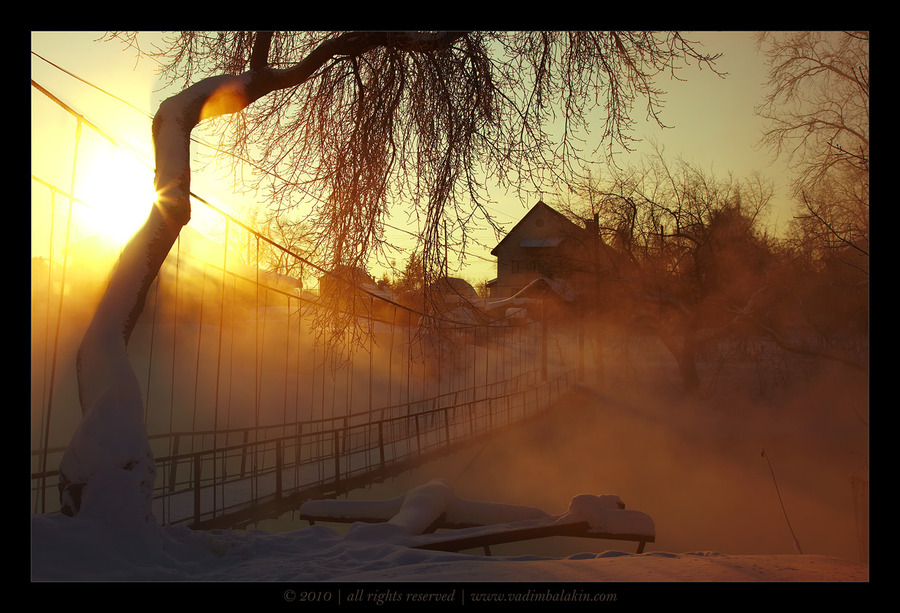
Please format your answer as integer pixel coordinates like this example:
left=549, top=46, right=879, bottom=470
left=77, top=145, right=157, bottom=248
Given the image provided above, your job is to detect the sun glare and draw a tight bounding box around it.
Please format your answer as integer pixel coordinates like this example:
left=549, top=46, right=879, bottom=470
left=78, top=147, right=156, bottom=248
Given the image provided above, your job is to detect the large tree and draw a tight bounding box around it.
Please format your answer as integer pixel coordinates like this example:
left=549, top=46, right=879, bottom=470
left=59, top=31, right=722, bottom=522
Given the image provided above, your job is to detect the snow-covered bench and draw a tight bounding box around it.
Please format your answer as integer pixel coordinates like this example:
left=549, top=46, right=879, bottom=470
left=299, top=480, right=655, bottom=555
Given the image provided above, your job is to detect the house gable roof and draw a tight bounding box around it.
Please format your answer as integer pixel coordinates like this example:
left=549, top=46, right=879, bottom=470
left=490, top=200, right=583, bottom=256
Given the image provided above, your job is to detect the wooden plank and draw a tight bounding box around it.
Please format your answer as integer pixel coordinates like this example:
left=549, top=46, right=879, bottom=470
left=299, top=513, right=654, bottom=554
left=411, top=520, right=653, bottom=554
left=300, top=512, right=483, bottom=532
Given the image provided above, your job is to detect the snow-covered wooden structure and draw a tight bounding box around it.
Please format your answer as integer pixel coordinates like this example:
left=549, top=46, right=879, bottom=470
left=300, top=479, right=656, bottom=555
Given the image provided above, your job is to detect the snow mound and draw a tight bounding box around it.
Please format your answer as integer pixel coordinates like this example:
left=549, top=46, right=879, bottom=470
left=57, top=375, right=156, bottom=529
left=300, top=479, right=553, bottom=535
left=387, top=479, right=455, bottom=534
left=560, top=494, right=656, bottom=536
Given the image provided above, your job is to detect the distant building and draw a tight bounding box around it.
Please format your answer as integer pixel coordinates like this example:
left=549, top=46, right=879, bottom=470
left=486, top=201, right=594, bottom=311
left=400, top=276, right=487, bottom=326
left=318, top=265, right=375, bottom=300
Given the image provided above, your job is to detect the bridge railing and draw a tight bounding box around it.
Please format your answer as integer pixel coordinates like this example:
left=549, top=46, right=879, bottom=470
left=30, top=366, right=575, bottom=527
left=146, top=368, right=575, bottom=527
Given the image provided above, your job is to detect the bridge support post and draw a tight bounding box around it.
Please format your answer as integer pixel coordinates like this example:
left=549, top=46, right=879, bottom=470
left=414, top=413, right=421, bottom=455
left=168, top=435, right=180, bottom=493
left=275, top=439, right=283, bottom=499
left=192, top=451, right=201, bottom=527
left=377, top=421, right=385, bottom=470
left=240, top=429, right=249, bottom=478
left=541, top=298, right=548, bottom=381
left=443, top=407, right=450, bottom=447
left=333, top=431, right=340, bottom=490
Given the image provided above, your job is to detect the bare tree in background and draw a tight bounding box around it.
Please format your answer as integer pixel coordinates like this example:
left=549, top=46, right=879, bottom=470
left=558, top=149, right=775, bottom=393
left=753, top=32, right=868, bottom=372
left=755, top=31, right=869, bottom=275
left=559, top=139, right=867, bottom=394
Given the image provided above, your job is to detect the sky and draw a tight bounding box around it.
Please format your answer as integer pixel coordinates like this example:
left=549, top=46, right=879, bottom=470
left=30, top=31, right=793, bottom=284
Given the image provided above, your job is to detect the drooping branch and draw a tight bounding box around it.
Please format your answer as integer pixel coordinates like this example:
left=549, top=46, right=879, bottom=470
left=747, top=310, right=868, bottom=373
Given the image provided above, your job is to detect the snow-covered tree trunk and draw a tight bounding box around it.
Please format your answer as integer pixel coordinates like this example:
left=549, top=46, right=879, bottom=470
left=57, top=76, right=217, bottom=522
left=57, top=69, right=277, bottom=522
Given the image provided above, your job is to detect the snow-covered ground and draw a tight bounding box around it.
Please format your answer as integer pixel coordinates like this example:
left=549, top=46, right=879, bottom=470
left=31, top=477, right=867, bottom=584
left=30, top=512, right=866, bottom=582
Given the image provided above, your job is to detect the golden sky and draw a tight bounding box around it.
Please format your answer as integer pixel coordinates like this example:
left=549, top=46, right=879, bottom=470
left=31, top=31, right=792, bottom=283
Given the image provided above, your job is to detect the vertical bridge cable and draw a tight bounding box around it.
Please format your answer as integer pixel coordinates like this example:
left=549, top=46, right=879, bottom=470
left=34, top=188, right=56, bottom=513
left=164, top=235, right=182, bottom=524
left=213, top=219, right=229, bottom=512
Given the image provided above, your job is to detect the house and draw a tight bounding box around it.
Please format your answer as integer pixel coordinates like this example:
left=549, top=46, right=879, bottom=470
left=486, top=201, right=594, bottom=313
left=400, top=276, right=489, bottom=326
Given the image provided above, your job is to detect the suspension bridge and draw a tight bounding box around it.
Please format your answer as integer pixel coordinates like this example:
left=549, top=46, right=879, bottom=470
left=30, top=75, right=590, bottom=531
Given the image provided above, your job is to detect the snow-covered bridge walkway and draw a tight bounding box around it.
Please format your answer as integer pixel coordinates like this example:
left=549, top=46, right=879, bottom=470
left=150, top=369, right=575, bottom=528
